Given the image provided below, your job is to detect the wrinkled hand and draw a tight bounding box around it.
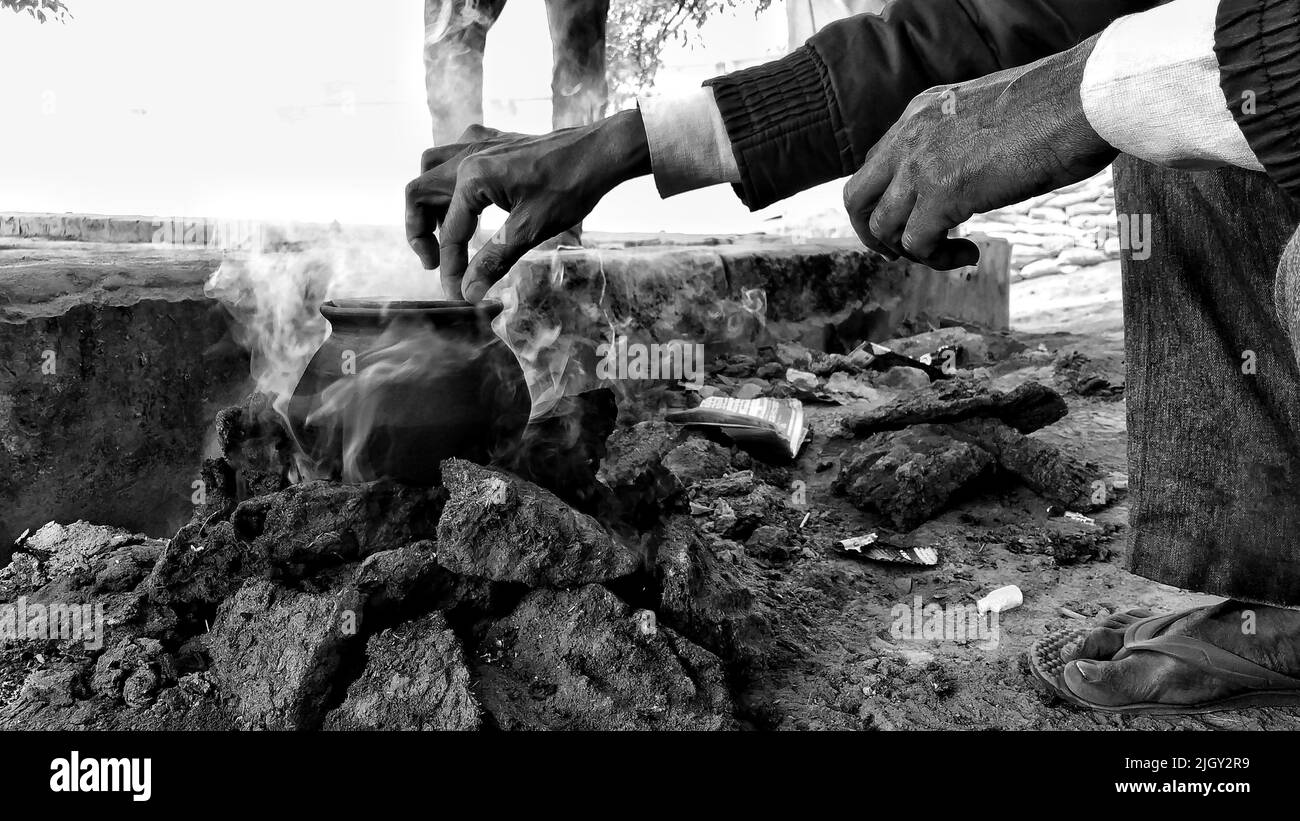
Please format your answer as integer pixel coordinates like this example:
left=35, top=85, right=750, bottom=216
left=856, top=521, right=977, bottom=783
left=843, top=35, right=1117, bottom=270
left=406, top=111, right=651, bottom=302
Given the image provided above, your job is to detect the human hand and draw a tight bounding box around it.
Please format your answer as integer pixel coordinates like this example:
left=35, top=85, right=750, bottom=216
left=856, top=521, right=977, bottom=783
left=406, top=110, right=652, bottom=302
left=843, top=35, right=1117, bottom=270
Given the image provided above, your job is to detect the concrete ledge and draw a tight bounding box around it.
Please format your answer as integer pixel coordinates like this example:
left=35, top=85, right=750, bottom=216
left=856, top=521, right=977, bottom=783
left=0, top=212, right=793, bottom=253
left=507, top=236, right=1008, bottom=341
left=502, top=237, right=1009, bottom=399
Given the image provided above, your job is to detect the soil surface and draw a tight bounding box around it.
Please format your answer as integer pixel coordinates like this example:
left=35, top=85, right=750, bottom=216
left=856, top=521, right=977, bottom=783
left=735, top=260, right=1300, bottom=730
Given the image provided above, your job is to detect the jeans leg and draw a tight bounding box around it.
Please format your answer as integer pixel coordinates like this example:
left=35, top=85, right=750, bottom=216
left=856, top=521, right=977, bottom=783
left=1116, top=156, right=1300, bottom=606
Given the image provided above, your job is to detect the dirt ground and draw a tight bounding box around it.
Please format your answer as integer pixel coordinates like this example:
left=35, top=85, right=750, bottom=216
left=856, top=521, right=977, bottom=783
left=738, top=261, right=1300, bottom=730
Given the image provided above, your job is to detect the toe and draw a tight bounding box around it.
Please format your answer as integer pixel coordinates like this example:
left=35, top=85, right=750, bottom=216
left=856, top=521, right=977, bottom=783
left=1065, top=657, right=1156, bottom=707
left=1074, top=624, right=1126, bottom=661
left=1064, top=653, right=1211, bottom=709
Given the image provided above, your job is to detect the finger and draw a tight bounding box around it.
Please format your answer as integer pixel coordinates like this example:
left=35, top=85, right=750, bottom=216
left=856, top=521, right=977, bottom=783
left=843, top=146, right=895, bottom=221
left=462, top=211, right=541, bottom=303
left=867, top=174, right=917, bottom=257
left=845, top=150, right=899, bottom=257
left=439, top=179, right=492, bottom=300
left=456, top=123, right=502, bottom=143
left=421, top=144, right=464, bottom=174
left=920, top=237, right=981, bottom=271
left=856, top=226, right=901, bottom=262
left=847, top=187, right=899, bottom=261
left=900, top=198, right=959, bottom=261
left=405, top=177, right=440, bottom=269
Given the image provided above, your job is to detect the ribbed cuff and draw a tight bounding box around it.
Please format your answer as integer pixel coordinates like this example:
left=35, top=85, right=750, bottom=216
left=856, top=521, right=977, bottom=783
left=1216, top=0, right=1300, bottom=197
left=704, top=46, right=853, bottom=210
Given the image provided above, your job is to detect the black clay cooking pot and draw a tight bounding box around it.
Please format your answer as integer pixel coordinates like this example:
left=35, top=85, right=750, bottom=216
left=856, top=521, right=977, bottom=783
left=285, top=299, right=531, bottom=484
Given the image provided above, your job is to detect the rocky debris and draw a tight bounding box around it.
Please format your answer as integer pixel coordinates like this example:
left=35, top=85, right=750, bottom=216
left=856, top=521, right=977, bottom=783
left=502, top=388, right=618, bottom=516
left=474, top=585, right=734, bottom=730
left=91, top=637, right=171, bottom=707
left=842, top=380, right=1067, bottom=437
left=0, top=521, right=174, bottom=651
left=214, top=392, right=294, bottom=500
left=147, top=480, right=444, bottom=620
left=596, top=420, right=687, bottom=524
left=655, top=516, right=779, bottom=670
left=184, top=396, right=296, bottom=538
left=90, top=540, right=162, bottom=594
left=662, top=438, right=735, bottom=487
left=994, top=520, right=1123, bottom=565
left=747, top=525, right=796, bottom=562
left=323, top=612, right=480, bottom=731
left=693, top=470, right=795, bottom=542
left=836, top=426, right=997, bottom=530
left=837, top=413, right=1107, bottom=529
left=884, top=327, right=1027, bottom=369
left=0, top=553, right=45, bottom=602
left=437, top=459, right=640, bottom=588
left=4, top=521, right=165, bottom=599
left=17, top=665, right=88, bottom=708
left=947, top=418, right=1106, bottom=511
left=873, top=366, right=931, bottom=392
left=206, top=577, right=363, bottom=730
left=350, top=541, right=516, bottom=628
left=1053, top=350, right=1125, bottom=398
left=0, top=662, right=231, bottom=731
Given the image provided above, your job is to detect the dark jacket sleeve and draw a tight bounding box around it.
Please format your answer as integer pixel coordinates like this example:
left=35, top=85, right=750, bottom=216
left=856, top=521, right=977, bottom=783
left=703, top=0, right=1162, bottom=209
left=1216, top=0, right=1300, bottom=199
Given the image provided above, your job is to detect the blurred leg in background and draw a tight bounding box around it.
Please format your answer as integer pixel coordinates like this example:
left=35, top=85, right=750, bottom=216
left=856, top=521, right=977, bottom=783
left=424, top=0, right=509, bottom=145
left=544, top=0, right=610, bottom=130
left=541, top=0, right=611, bottom=247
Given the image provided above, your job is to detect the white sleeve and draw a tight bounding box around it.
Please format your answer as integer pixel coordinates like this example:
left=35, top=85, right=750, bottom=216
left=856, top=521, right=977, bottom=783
left=637, top=88, right=742, bottom=198
left=1081, top=0, right=1263, bottom=172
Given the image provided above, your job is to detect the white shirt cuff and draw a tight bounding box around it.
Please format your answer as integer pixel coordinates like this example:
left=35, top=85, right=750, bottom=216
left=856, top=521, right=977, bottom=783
left=638, top=88, right=741, bottom=198
left=1081, top=0, right=1262, bottom=172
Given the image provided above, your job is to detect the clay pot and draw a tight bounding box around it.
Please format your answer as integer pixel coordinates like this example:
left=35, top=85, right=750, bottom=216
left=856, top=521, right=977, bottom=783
left=285, top=299, right=530, bottom=484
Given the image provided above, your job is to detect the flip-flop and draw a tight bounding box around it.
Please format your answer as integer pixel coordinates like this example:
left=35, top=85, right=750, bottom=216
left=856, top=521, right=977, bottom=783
left=1029, top=608, right=1300, bottom=714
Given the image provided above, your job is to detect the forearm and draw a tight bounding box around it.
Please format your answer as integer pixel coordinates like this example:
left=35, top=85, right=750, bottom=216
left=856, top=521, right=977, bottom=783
left=705, top=0, right=1161, bottom=209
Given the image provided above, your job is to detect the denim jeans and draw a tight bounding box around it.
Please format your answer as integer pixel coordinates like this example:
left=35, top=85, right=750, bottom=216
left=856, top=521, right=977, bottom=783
left=1115, top=156, right=1300, bottom=607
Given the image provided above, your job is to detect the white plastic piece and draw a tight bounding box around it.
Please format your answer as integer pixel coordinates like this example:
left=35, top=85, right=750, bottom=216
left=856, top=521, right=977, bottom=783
left=838, top=533, right=879, bottom=553
left=977, top=585, right=1023, bottom=615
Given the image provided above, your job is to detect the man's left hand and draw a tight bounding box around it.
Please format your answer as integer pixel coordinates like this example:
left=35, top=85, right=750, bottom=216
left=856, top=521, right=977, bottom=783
left=843, top=34, right=1118, bottom=271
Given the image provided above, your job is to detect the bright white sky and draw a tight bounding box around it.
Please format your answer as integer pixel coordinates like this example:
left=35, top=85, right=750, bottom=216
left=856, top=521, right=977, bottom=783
left=0, top=0, right=827, bottom=232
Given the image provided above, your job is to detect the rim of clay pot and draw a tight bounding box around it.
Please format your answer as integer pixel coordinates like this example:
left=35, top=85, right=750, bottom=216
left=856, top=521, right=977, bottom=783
left=320, top=298, right=503, bottom=323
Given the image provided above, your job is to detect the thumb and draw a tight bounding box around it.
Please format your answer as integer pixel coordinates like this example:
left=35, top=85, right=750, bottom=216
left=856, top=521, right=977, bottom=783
left=924, top=237, right=981, bottom=271
left=462, top=212, right=540, bottom=303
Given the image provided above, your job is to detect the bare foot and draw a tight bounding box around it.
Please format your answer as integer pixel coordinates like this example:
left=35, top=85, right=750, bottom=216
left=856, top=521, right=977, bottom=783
left=1063, top=601, right=1300, bottom=708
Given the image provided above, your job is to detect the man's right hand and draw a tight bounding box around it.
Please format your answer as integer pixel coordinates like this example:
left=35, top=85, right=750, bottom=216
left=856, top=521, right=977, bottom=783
left=406, top=109, right=652, bottom=302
